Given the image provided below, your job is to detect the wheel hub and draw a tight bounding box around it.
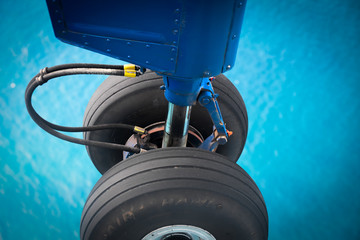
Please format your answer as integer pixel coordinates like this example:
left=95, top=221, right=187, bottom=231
left=141, top=225, right=216, bottom=240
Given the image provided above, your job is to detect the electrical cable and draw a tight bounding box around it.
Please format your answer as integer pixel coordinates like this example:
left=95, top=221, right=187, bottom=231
left=25, top=64, right=146, bottom=153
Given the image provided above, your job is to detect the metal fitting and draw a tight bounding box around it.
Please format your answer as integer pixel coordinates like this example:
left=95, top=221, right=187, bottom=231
left=200, top=96, right=211, bottom=105
left=216, top=135, right=228, bottom=145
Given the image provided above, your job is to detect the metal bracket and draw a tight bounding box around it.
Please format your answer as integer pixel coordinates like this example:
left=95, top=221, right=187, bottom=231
left=198, top=130, right=219, bottom=152
left=198, top=77, right=232, bottom=147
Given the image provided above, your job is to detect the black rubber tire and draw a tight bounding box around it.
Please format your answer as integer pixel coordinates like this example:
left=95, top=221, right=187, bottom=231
left=83, top=71, right=248, bottom=174
left=80, top=148, right=268, bottom=240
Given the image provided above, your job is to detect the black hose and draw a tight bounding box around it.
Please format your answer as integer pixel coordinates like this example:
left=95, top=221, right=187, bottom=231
left=47, top=63, right=139, bottom=72
left=25, top=64, right=144, bottom=153
left=40, top=68, right=142, bottom=85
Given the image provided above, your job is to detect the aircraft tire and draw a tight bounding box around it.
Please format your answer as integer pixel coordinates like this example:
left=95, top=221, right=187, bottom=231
left=80, top=148, right=268, bottom=240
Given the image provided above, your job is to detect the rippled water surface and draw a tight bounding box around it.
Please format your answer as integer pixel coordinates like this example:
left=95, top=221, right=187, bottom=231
left=1, top=0, right=359, bottom=239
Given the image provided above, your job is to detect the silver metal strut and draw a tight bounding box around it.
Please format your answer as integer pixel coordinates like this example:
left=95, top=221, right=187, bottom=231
left=162, top=103, right=192, bottom=148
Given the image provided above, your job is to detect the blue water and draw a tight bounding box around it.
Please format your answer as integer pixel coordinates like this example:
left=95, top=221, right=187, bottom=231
left=1, top=0, right=359, bottom=239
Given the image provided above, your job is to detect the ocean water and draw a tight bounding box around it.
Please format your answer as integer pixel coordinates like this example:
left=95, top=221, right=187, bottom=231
left=0, top=0, right=359, bottom=239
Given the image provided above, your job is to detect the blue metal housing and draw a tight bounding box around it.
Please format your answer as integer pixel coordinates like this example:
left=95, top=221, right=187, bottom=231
left=46, top=0, right=246, bottom=106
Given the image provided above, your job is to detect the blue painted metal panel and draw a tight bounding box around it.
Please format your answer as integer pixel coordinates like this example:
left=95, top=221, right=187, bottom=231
left=46, top=0, right=180, bottom=73
left=46, top=0, right=246, bottom=77
left=222, top=1, right=247, bottom=72
left=46, top=0, right=247, bottom=105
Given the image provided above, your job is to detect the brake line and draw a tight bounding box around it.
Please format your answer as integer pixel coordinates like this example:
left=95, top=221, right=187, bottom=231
left=25, top=64, right=146, bottom=153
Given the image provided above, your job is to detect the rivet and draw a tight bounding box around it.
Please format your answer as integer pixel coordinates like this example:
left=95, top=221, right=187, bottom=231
left=174, top=19, right=179, bottom=24
left=175, top=8, right=180, bottom=13
left=146, top=44, right=150, bottom=48
left=61, top=30, right=66, bottom=34
left=127, top=55, right=131, bottom=58
left=106, top=49, right=111, bottom=52
left=226, top=65, right=231, bottom=70
left=84, top=42, right=88, bottom=45
left=127, top=42, right=131, bottom=45
left=173, top=29, right=179, bottom=34
left=106, top=38, right=110, bottom=42
left=145, top=60, right=150, bottom=64
left=171, top=48, right=176, bottom=52
left=232, top=34, right=237, bottom=39
left=170, top=58, right=174, bottom=62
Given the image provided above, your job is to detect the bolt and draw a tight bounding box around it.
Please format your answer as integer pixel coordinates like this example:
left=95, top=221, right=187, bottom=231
left=200, top=97, right=211, bottom=105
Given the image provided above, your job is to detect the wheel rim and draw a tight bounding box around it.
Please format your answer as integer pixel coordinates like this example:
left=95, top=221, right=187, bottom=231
left=141, top=225, right=216, bottom=240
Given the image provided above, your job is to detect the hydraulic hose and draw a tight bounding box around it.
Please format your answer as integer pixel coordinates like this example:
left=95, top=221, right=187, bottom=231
left=25, top=64, right=145, bottom=153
